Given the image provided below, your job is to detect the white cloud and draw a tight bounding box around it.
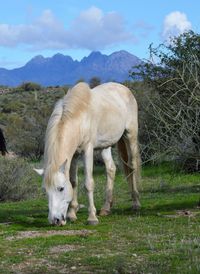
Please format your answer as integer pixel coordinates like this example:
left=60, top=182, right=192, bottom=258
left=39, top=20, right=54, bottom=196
left=68, top=6, right=135, bottom=50
left=0, top=7, right=135, bottom=51
left=162, top=11, right=192, bottom=41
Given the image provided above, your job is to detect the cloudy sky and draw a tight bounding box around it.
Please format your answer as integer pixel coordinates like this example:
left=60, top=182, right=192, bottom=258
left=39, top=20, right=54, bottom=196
left=0, top=0, right=199, bottom=69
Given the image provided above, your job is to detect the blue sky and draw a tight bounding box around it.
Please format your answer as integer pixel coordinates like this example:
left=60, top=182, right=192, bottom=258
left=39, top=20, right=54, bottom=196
left=0, top=0, right=199, bottom=69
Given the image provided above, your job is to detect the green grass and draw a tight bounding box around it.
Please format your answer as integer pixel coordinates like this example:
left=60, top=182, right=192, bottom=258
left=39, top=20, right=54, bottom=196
left=0, top=164, right=199, bottom=273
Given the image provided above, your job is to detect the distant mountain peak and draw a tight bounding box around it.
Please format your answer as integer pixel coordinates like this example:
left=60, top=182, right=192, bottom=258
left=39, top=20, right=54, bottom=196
left=52, top=53, right=72, bottom=60
left=30, top=55, right=45, bottom=62
left=81, top=51, right=107, bottom=64
left=26, top=55, right=46, bottom=66
left=51, top=54, right=74, bottom=64
left=111, top=50, right=130, bottom=55
left=33, top=54, right=44, bottom=59
left=53, top=53, right=65, bottom=58
left=89, top=50, right=102, bottom=56
left=88, top=51, right=102, bottom=57
left=109, top=50, right=140, bottom=60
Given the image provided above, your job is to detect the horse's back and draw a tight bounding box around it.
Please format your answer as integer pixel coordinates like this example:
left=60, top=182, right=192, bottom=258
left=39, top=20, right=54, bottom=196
left=92, top=82, right=134, bottom=103
left=91, top=82, right=137, bottom=121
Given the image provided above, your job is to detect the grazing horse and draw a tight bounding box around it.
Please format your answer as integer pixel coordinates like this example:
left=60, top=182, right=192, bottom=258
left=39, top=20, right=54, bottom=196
left=0, top=128, right=8, bottom=156
left=34, top=82, right=140, bottom=225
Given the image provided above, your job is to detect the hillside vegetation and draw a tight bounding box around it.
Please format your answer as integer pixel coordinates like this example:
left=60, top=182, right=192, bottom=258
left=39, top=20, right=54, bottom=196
left=0, top=86, right=66, bottom=160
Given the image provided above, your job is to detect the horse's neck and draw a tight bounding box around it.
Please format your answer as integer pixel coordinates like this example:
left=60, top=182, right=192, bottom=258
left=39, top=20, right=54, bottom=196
left=44, top=118, right=80, bottom=181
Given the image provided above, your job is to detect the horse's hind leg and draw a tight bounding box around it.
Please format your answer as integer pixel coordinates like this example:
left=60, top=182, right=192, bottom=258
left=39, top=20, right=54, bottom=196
left=67, top=155, right=79, bottom=221
left=99, top=147, right=116, bottom=216
left=124, top=131, right=141, bottom=210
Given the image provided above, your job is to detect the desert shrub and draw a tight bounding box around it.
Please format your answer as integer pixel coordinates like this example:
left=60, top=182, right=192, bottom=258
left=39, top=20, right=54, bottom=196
left=5, top=108, right=49, bottom=160
left=0, top=157, right=39, bottom=202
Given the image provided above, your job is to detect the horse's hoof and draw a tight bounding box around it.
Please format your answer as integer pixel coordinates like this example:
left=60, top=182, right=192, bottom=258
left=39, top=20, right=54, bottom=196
left=67, top=214, right=77, bottom=222
left=68, top=217, right=77, bottom=222
left=99, top=208, right=111, bottom=216
left=87, top=219, right=99, bottom=225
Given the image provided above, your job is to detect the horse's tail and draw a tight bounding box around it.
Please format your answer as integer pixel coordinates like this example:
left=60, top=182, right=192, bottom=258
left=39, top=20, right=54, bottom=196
left=117, top=137, right=141, bottom=183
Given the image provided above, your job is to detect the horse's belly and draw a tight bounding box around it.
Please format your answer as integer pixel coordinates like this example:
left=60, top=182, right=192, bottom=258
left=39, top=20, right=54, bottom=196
left=94, top=135, right=122, bottom=148
left=94, top=120, right=125, bottom=149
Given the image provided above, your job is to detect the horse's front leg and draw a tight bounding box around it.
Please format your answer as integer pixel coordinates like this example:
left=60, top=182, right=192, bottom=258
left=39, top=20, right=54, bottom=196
left=67, top=155, right=79, bottom=222
left=84, top=144, right=99, bottom=225
left=99, top=147, right=116, bottom=216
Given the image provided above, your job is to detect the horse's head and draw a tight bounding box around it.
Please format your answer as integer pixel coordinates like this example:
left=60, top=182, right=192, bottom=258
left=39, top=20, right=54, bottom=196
left=34, top=161, right=73, bottom=226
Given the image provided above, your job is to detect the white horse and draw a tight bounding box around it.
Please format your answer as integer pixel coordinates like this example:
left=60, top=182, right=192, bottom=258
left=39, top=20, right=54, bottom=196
left=34, top=82, right=140, bottom=225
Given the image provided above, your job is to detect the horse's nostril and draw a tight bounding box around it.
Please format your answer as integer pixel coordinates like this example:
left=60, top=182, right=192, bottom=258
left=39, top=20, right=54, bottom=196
left=54, top=218, right=60, bottom=225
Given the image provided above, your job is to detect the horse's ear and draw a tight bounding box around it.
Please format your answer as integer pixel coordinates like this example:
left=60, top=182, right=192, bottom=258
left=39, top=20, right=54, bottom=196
left=34, top=168, right=44, bottom=176
left=59, top=159, right=68, bottom=174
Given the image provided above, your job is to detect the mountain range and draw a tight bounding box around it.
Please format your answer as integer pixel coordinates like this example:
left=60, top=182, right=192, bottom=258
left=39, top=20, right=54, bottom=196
left=0, top=50, right=141, bottom=87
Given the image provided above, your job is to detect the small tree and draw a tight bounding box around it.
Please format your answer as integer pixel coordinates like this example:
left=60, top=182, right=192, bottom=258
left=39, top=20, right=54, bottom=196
left=89, top=77, right=101, bottom=88
left=17, top=82, right=42, bottom=92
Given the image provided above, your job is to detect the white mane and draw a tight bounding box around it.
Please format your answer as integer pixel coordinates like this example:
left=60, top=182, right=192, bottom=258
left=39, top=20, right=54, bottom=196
left=44, top=82, right=91, bottom=186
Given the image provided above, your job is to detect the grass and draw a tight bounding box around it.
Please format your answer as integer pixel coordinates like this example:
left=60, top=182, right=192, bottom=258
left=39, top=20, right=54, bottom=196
left=0, top=163, right=199, bottom=273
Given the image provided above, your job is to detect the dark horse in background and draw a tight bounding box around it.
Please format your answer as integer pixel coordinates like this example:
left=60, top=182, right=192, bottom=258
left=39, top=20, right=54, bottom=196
left=0, top=128, right=8, bottom=155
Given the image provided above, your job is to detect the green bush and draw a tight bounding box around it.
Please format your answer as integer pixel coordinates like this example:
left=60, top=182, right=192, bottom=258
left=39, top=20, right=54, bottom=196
left=0, top=157, right=39, bottom=202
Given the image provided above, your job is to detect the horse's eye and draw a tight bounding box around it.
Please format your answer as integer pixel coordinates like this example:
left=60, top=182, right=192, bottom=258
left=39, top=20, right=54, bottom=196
left=58, top=187, right=64, bottom=192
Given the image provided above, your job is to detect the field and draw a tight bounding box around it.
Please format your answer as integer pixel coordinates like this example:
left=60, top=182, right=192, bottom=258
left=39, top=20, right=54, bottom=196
left=0, top=164, right=199, bottom=274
